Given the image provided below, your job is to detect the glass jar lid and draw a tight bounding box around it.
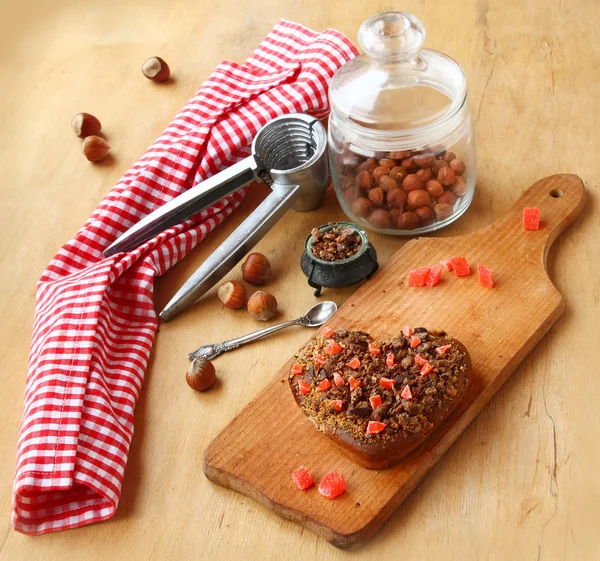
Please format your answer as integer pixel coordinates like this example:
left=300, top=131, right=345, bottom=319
left=330, top=12, right=468, bottom=146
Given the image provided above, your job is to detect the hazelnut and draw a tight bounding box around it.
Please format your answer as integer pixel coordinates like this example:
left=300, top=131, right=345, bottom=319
left=352, top=197, right=372, bottom=217
left=378, top=175, right=397, bottom=192
left=413, top=154, right=435, bottom=168
left=437, top=166, right=456, bottom=186
left=356, top=169, right=372, bottom=191
left=71, top=112, right=102, bottom=138
left=414, top=206, right=434, bottom=226
left=402, top=174, right=424, bottom=192
left=379, top=158, right=396, bottom=168
left=82, top=135, right=110, bottom=162
left=431, top=159, right=448, bottom=174
left=368, top=187, right=385, bottom=207
left=369, top=209, right=392, bottom=229
left=241, top=253, right=271, bottom=285
left=186, top=357, right=216, bottom=391
left=389, top=150, right=411, bottom=160
left=416, top=168, right=433, bottom=183
left=142, top=56, right=170, bottom=82
left=372, top=165, right=391, bottom=182
left=426, top=179, right=444, bottom=198
left=389, top=208, right=403, bottom=224
left=357, top=158, right=377, bottom=173
left=396, top=211, right=419, bottom=230
left=451, top=176, right=468, bottom=197
left=449, top=158, right=466, bottom=176
left=442, top=151, right=457, bottom=163
left=247, top=291, right=278, bottom=321
left=217, top=280, right=247, bottom=309
left=434, top=203, right=454, bottom=220
left=389, top=166, right=408, bottom=182
left=407, top=190, right=431, bottom=209
left=437, top=191, right=457, bottom=206
left=400, top=157, right=418, bottom=172
left=386, top=187, right=407, bottom=208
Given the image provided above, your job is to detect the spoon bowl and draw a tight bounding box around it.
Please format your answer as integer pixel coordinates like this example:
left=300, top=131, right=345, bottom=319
left=303, top=301, right=338, bottom=326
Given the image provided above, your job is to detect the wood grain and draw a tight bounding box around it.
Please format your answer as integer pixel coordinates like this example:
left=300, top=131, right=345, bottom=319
left=1, top=1, right=599, bottom=560
left=203, top=175, right=584, bottom=548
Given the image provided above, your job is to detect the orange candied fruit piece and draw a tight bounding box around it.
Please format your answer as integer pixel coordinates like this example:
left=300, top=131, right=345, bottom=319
left=322, top=327, right=335, bottom=338
left=292, top=465, right=314, bottom=490
left=331, top=399, right=343, bottom=411
left=407, top=266, right=431, bottom=287
left=450, top=256, right=471, bottom=277
left=368, top=342, right=381, bottom=355
left=426, top=265, right=442, bottom=287
left=478, top=264, right=495, bottom=288
left=420, top=362, right=433, bottom=376
left=366, top=421, right=387, bottom=435
left=402, top=326, right=413, bottom=337
left=386, top=352, right=395, bottom=366
left=369, top=395, right=382, bottom=409
left=290, top=363, right=303, bottom=376
left=436, top=344, right=451, bottom=356
left=317, top=378, right=332, bottom=392
left=318, top=470, right=346, bottom=500
left=348, top=376, right=361, bottom=390
left=380, top=377, right=395, bottom=389
left=326, top=341, right=343, bottom=355
left=401, top=385, right=413, bottom=400
left=314, top=354, right=327, bottom=366
left=441, top=258, right=454, bottom=271
left=410, top=335, right=422, bottom=348
left=414, top=354, right=427, bottom=366
left=333, top=372, right=345, bottom=387
left=347, top=357, right=361, bottom=369
left=298, top=380, right=311, bottom=395
left=523, top=207, right=541, bottom=230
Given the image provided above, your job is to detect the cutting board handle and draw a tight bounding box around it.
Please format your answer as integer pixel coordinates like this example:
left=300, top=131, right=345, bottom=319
left=484, top=174, right=585, bottom=264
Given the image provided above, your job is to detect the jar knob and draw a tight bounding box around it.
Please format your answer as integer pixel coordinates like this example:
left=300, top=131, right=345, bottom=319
left=358, top=12, right=426, bottom=62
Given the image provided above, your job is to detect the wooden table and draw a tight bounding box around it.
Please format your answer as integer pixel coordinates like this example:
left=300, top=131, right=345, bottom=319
left=0, top=0, right=598, bottom=559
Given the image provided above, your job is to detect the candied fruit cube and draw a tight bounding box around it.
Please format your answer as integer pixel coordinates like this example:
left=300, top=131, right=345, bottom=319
left=326, top=341, right=342, bottom=355
left=478, top=264, right=495, bottom=288
left=414, top=354, right=427, bottom=366
left=348, top=376, right=361, bottom=390
left=317, top=378, right=331, bottom=391
left=318, top=470, right=346, bottom=500
left=368, top=343, right=381, bottom=355
left=333, top=372, right=345, bottom=387
left=369, top=395, right=382, bottom=409
left=322, top=327, right=334, bottom=338
left=426, top=265, right=442, bottom=287
left=386, top=352, right=395, bottom=366
left=367, top=421, right=387, bottom=434
left=314, top=354, right=327, bottom=366
left=441, top=258, right=454, bottom=271
left=410, top=336, right=422, bottom=348
left=292, top=465, right=314, bottom=490
left=402, top=326, right=413, bottom=337
left=407, top=266, right=431, bottom=287
left=523, top=207, right=541, bottom=230
left=401, top=385, right=413, bottom=400
left=291, top=363, right=303, bottom=376
left=436, top=344, right=451, bottom=356
left=380, top=377, right=395, bottom=389
left=420, top=362, right=433, bottom=376
left=450, top=256, right=471, bottom=276
left=331, top=399, right=343, bottom=411
left=298, top=380, right=311, bottom=395
left=347, top=357, right=361, bottom=369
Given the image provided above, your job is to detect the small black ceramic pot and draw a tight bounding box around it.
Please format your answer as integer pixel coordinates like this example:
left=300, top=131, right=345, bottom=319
left=300, top=222, right=379, bottom=296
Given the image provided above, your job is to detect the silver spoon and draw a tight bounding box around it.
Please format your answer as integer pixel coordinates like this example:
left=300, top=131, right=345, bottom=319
left=187, top=301, right=337, bottom=361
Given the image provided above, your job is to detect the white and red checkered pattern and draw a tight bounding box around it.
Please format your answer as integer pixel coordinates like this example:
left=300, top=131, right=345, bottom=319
left=12, top=21, right=357, bottom=535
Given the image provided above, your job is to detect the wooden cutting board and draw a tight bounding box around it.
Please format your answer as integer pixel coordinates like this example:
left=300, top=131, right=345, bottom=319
left=203, top=174, right=584, bottom=550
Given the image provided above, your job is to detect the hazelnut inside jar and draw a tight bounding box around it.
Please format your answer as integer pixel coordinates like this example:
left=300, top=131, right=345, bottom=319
left=328, top=11, right=476, bottom=235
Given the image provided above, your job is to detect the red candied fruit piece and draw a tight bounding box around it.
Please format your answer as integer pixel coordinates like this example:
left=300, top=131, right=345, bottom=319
left=331, top=399, right=343, bottom=412
left=369, top=395, right=382, bottom=409
left=420, top=362, right=433, bottom=376
left=298, top=380, right=311, bottom=395
left=386, top=352, right=395, bottom=366
left=436, top=344, right=451, bottom=356
left=441, top=258, right=454, bottom=271
left=368, top=342, right=381, bottom=355
left=291, top=363, right=303, bottom=376
left=478, top=264, right=495, bottom=288
left=326, top=341, right=343, bottom=355
left=292, top=465, right=314, bottom=490
left=347, top=357, right=361, bottom=369
left=410, top=335, right=422, bottom=348
left=402, top=326, right=413, bottom=337
left=366, top=421, right=387, bottom=435
left=317, top=378, right=331, bottom=392
left=322, top=327, right=334, bottom=338
left=426, top=265, right=442, bottom=287
left=450, top=256, right=471, bottom=277
left=401, top=385, right=413, bottom=400
left=380, top=377, right=395, bottom=389
left=407, top=266, right=431, bottom=287
left=318, top=470, right=346, bottom=500
left=523, top=207, right=541, bottom=230
left=333, top=372, right=345, bottom=387
left=348, top=377, right=361, bottom=390
left=314, top=354, right=327, bottom=366
left=414, top=354, right=427, bottom=366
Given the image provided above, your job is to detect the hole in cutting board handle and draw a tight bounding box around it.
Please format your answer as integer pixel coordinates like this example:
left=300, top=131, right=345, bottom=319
left=550, top=189, right=563, bottom=198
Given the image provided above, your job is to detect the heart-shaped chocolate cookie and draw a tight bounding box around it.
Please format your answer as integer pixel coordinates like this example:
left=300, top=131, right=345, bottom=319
left=288, top=327, right=471, bottom=469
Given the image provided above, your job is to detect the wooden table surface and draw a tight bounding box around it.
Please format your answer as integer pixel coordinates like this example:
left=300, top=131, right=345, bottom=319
left=0, top=0, right=598, bottom=559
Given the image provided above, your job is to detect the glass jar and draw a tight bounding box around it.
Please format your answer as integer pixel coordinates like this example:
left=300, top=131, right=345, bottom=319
left=328, top=11, right=476, bottom=234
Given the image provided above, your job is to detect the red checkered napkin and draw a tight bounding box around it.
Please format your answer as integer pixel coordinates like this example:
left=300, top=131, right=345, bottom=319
left=12, top=20, right=357, bottom=535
